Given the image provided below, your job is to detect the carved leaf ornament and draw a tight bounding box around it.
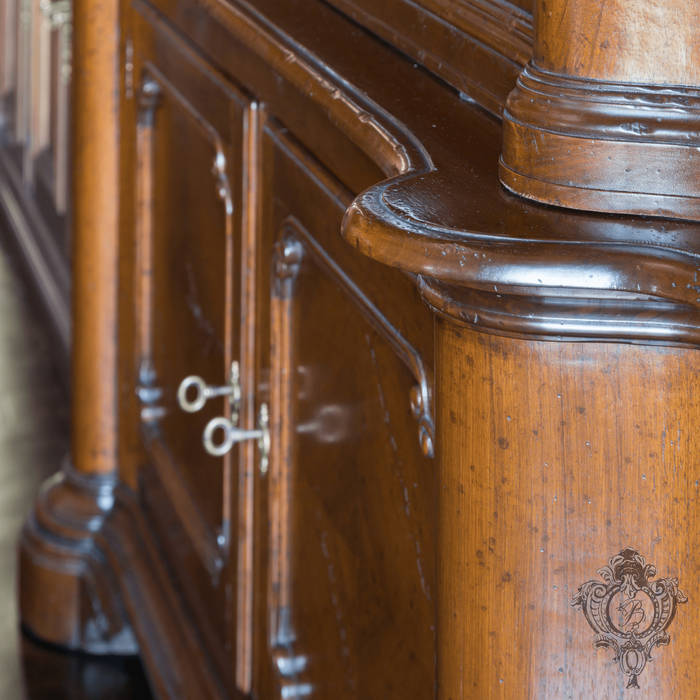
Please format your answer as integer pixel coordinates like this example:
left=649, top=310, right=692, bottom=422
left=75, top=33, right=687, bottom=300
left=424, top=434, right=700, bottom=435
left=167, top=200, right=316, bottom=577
left=572, top=549, right=687, bottom=689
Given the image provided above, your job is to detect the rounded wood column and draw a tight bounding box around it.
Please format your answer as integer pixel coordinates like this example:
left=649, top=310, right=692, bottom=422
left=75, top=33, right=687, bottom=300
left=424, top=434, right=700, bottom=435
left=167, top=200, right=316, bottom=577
left=71, top=0, right=120, bottom=476
left=436, top=321, right=698, bottom=698
left=18, top=0, right=135, bottom=654
left=500, top=0, right=700, bottom=220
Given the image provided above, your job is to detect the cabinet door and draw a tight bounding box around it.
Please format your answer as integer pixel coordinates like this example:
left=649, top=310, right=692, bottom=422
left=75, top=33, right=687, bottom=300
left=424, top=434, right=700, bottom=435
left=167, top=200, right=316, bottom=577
left=130, top=16, right=250, bottom=689
left=254, top=124, right=437, bottom=699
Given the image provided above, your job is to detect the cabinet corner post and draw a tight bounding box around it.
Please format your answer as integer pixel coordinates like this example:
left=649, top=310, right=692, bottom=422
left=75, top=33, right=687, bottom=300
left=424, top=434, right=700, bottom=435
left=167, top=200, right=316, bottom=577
left=18, top=0, right=132, bottom=652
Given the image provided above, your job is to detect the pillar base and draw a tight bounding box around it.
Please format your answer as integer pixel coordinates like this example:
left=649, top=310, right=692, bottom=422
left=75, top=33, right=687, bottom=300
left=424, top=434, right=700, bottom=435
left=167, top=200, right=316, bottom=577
left=500, top=64, right=700, bottom=221
left=18, top=458, right=137, bottom=654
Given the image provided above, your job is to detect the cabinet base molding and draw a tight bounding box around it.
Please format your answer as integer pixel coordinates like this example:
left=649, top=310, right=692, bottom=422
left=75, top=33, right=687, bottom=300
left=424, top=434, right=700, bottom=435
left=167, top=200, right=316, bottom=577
left=500, top=65, right=700, bottom=221
left=19, top=460, right=136, bottom=655
left=19, top=460, right=233, bottom=699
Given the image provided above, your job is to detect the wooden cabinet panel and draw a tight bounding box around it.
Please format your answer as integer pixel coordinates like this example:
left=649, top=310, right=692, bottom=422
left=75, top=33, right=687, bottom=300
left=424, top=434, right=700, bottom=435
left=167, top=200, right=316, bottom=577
left=253, top=125, right=437, bottom=698
left=130, top=15, right=250, bottom=689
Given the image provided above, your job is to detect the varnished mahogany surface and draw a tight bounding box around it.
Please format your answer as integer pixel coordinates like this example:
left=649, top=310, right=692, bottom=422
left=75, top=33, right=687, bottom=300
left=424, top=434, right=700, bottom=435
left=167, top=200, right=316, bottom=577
left=500, top=0, right=700, bottom=218
left=144, top=0, right=699, bottom=343
left=15, top=0, right=700, bottom=697
left=437, top=324, right=698, bottom=697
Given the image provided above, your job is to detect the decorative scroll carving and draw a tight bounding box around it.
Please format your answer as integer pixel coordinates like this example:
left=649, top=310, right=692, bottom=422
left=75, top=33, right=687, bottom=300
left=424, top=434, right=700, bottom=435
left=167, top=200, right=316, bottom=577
left=572, top=549, right=687, bottom=689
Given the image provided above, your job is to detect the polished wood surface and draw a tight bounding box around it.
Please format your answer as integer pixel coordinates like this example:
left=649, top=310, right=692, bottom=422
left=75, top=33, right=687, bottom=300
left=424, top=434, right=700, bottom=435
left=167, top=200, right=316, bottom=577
left=500, top=0, right=700, bottom=219
left=325, top=0, right=533, bottom=115
left=437, top=323, right=698, bottom=697
left=13, top=0, right=700, bottom=697
left=17, top=0, right=131, bottom=657
left=534, top=0, right=699, bottom=84
left=71, top=0, right=120, bottom=476
left=250, top=125, right=436, bottom=698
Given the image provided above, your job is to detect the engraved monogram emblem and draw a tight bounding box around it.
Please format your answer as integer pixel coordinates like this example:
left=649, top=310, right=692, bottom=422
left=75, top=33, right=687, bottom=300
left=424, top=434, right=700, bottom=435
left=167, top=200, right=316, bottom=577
left=572, top=549, right=687, bottom=689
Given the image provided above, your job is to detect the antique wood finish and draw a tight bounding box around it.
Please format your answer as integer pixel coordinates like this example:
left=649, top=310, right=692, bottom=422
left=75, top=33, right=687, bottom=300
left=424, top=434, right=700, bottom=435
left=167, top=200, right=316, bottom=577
left=324, top=0, right=534, bottom=116
left=436, top=325, right=698, bottom=697
left=253, top=124, right=437, bottom=698
left=69, top=0, right=119, bottom=478
left=129, top=9, right=254, bottom=689
left=500, top=0, right=700, bottom=219
left=17, top=0, right=134, bottom=658
left=14, top=0, right=700, bottom=697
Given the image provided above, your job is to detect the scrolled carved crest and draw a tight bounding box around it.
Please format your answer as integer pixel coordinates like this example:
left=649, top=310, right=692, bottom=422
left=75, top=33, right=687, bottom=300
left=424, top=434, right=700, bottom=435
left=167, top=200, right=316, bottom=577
left=572, top=548, right=687, bottom=689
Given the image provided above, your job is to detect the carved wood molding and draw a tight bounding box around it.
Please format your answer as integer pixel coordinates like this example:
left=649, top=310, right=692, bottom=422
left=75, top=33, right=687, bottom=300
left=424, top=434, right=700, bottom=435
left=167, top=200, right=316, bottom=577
left=501, top=64, right=700, bottom=220
left=142, top=0, right=700, bottom=347
left=500, top=0, right=700, bottom=220
left=280, top=217, right=435, bottom=456
left=419, top=277, right=700, bottom=346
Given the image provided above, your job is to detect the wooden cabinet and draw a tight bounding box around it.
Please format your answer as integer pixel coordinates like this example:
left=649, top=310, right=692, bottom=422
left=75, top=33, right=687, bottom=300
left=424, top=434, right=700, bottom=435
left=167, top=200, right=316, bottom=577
left=16, top=0, right=699, bottom=698
left=121, top=10, right=440, bottom=694
left=253, top=126, right=436, bottom=697
left=129, top=18, right=249, bottom=688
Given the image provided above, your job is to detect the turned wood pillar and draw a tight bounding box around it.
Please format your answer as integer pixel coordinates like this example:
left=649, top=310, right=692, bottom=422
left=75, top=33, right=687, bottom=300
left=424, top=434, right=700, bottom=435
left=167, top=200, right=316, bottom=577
left=71, top=0, right=120, bottom=475
left=436, top=323, right=698, bottom=698
left=18, top=0, right=135, bottom=654
left=500, top=0, right=700, bottom=220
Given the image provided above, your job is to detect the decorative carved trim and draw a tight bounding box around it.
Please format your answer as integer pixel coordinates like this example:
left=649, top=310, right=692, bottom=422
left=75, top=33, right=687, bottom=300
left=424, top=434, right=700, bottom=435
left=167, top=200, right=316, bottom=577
left=418, top=277, right=700, bottom=346
left=267, top=219, right=435, bottom=696
left=269, top=226, right=310, bottom=698
left=19, top=459, right=137, bottom=654
left=135, top=0, right=700, bottom=344
left=500, top=63, right=700, bottom=221
left=506, top=64, right=700, bottom=145
left=132, top=0, right=431, bottom=179
left=138, top=64, right=234, bottom=220
left=136, top=359, right=165, bottom=424
left=344, top=180, right=700, bottom=347
left=273, top=235, right=304, bottom=297
left=572, top=549, right=687, bottom=689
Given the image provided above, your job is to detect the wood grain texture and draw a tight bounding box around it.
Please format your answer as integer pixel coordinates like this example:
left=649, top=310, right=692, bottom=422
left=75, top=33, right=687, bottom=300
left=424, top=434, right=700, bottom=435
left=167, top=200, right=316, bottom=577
left=534, top=0, right=700, bottom=85
left=324, top=0, right=533, bottom=115
left=501, top=0, right=700, bottom=219
left=436, top=321, right=699, bottom=698
left=15, top=0, right=700, bottom=697
left=71, top=0, right=120, bottom=475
